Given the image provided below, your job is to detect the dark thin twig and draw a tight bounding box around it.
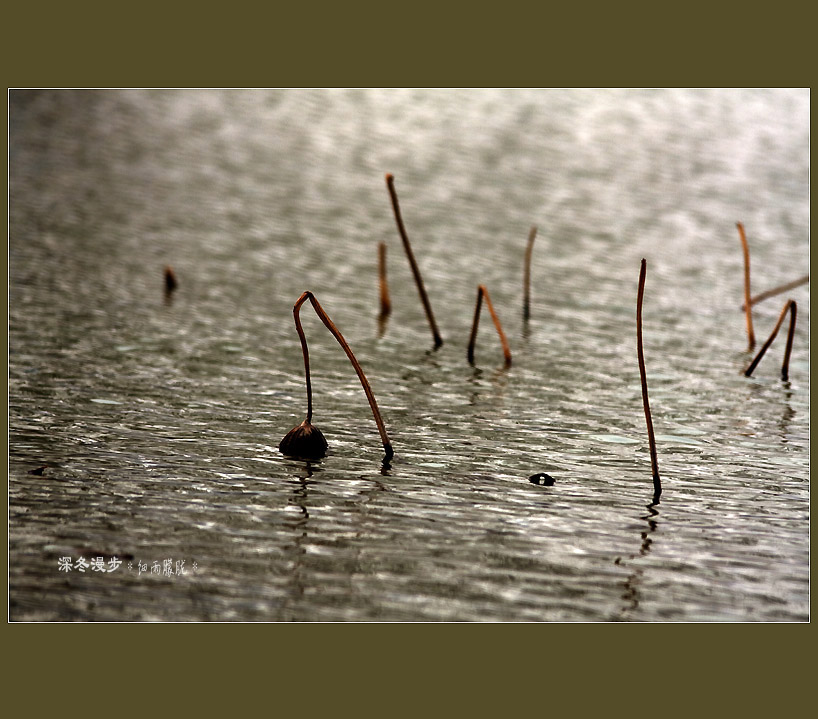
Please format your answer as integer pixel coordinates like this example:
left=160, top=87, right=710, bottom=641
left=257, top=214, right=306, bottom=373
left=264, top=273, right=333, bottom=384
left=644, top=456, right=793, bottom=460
left=781, top=302, right=797, bottom=381
left=378, top=241, right=391, bottom=318
left=737, top=222, right=755, bottom=350
left=467, top=285, right=512, bottom=367
left=522, top=225, right=537, bottom=321
left=385, top=173, right=443, bottom=348
left=637, top=259, right=661, bottom=503
left=743, top=299, right=797, bottom=381
left=740, top=274, right=808, bottom=310
left=293, top=291, right=393, bottom=461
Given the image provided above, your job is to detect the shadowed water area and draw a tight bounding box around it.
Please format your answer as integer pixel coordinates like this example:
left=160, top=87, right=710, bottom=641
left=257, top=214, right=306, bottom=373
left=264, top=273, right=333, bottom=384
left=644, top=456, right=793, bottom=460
left=9, top=89, right=809, bottom=621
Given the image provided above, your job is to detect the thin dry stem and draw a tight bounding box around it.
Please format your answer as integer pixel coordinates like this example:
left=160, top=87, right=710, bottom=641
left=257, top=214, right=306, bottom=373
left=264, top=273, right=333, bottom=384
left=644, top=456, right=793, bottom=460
left=523, top=225, right=537, bottom=321
left=740, top=274, right=809, bottom=310
left=292, top=291, right=393, bottom=461
left=378, top=241, right=391, bottom=318
left=385, top=173, right=443, bottom=348
left=637, top=259, right=661, bottom=502
left=781, top=301, right=797, bottom=381
left=743, top=299, right=797, bottom=380
left=467, top=285, right=512, bottom=367
left=737, top=222, right=755, bottom=350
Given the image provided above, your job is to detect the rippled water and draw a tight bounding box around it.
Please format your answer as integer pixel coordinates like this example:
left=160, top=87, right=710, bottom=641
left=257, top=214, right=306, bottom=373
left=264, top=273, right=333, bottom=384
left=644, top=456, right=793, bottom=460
left=9, top=89, right=809, bottom=621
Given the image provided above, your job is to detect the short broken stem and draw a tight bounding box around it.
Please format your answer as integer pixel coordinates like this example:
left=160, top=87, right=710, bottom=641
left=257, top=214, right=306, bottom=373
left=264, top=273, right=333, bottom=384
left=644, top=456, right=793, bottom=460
left=467, top=285, right=512, bottom=367
left=293, top=291, right=394, bottom=461
left=637, top=259, right=661, bottom=502
left=378, top=241, right=391, bottom=318
left=523, top=225, right=537, bottom=321
left=737, top=222, right=755, bottom=350
left=385, top=173, right=443, bottom=348
left=743, top=299, right=797, bottom=380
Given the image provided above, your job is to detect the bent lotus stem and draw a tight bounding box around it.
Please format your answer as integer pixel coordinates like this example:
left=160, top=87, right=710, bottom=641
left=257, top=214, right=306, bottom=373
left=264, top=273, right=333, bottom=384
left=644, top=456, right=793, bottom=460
left=378, top=241, right=391, bottom=318
left=737, top=222, right=755, bottom=350
left=743, top=299, right=797, bottom=381
left=637, top=259, right=661, bottom=503
left=385, top=173, right=443, bottom=348
left=293, top=291, right=393, bottom=461
left=467, top=285, right=512, bottom=367
left=522, top=225, right=537, bottom=321
left=740, top=274, right=809, bottom=310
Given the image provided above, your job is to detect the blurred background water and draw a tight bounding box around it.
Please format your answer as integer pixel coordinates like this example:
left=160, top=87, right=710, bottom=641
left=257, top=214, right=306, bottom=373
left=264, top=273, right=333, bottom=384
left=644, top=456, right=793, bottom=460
left=9, top=88, right=809, bottom=621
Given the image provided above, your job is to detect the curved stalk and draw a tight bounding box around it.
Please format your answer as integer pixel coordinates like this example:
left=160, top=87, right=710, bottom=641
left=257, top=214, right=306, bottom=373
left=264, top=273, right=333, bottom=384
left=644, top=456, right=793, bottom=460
left=467, top=285, right=512, bottom=367
left=293, top=291, right=394, bottom=461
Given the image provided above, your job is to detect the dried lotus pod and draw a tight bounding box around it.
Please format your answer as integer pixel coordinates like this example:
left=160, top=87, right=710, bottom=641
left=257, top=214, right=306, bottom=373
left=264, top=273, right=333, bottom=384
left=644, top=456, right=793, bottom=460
left=278, top=419, right=328, bottom=460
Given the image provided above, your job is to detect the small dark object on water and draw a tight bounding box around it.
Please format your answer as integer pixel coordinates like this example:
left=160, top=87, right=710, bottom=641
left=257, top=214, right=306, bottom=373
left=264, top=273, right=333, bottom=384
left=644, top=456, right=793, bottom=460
left=164, top=266, right=178, bottom=295
left=28, top=465, right=49, bottom=476
left=279, top=419, right=329, bottom=460
left=529, top=473, right=555, bottom=486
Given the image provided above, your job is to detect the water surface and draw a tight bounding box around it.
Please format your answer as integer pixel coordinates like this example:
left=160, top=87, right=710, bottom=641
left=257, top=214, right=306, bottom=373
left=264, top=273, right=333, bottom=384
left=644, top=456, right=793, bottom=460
left=9, top=89, right=809, bottom=621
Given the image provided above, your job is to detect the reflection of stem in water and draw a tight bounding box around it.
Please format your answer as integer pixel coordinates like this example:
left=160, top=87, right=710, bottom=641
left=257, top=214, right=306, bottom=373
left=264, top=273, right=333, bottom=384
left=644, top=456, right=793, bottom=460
left=280, top=466, right=314, bottom=621
left=467, top=285, right=512, bottom=367
left=613, top=503, right=659, bottom=620
left=385, top=173, right=443, bottom=348
left=743, top=299, right=797, bottom=380
left=778, top=384, right=795, bottom=444
left=349, top=479, right=389, bottom=599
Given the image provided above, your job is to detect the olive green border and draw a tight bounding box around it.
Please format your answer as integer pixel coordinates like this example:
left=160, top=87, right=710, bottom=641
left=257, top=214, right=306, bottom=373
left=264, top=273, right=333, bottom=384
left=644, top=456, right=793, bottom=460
left=3, top=0, right=811, bottom=711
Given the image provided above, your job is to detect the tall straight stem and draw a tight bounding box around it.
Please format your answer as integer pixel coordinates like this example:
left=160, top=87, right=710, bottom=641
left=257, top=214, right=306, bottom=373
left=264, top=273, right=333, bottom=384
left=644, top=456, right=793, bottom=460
left=293, top=291, right=393, bottom=461
left=637, top=259, right=661, bottom=502
left=737, top=222, right=755, bottom=350
left=523, top=225, right=537, bottom=321
left=385, top=173, right=443, bottom=348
